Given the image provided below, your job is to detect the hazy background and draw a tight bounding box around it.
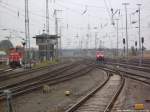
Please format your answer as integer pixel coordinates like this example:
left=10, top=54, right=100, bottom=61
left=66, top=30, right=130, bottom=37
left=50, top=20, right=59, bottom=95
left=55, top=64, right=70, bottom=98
left=0, top=0, right=150, bottom=49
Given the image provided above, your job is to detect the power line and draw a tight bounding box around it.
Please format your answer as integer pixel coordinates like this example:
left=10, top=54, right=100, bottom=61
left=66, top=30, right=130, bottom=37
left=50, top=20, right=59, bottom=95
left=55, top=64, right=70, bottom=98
left=56, top=2, right=106, bottom=21
left=0, top=3, right=48, bottom=28
left=0, top=1, right=56, bottom=32
left=0, top=3, right=24, bottom=16
left=103, top=0, right=111, bottom=19
left=0, top=1, right=54, bottom=21
left=57, top=0, right=105, bottom=9
left=107, top=0, right=112, bottom=8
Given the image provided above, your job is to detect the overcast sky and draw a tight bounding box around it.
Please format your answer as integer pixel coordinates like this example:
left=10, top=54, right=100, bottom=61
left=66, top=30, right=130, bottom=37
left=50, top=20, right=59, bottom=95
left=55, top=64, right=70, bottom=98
left=0, top=0, right=150, bottom=49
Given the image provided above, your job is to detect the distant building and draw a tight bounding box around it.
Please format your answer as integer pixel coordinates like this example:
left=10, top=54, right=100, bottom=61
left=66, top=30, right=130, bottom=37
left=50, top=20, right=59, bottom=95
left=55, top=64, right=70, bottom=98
left=0, top=40, right=13, bottom=52
left=33, top=33, right=60, bottom=61
left=0, top=50, right=7, bottom=64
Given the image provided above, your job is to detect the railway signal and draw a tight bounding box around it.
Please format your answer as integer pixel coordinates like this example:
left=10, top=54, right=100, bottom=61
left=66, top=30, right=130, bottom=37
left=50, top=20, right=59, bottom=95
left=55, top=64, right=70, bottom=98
left=123, top=38, right=125, bottom=44
left=123, top=38, right=125, bottom=57
left=135, top=41, right=137, bottom=46
left=141, top=37, right=144, bottom=62
left=22, top=42, right=26, bottom=46
left=141, top=37, right=144, bottom=44
left=135, top=41, right=137, bottom=55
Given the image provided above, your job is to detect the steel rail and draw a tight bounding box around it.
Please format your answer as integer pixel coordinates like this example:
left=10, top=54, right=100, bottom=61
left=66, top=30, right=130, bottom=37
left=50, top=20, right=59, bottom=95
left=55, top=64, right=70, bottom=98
left=11, top=65, right=94, bottom=97
left=0, top=63, right=61, bottom=81
left=65, top=69, right=125, bottom=112
left=104, top=73, right=125, bottom=112
left=105, top=62, right=150, bottom=73
left=0, top=63, right=94, bottom=100
left=0, top=62, right=79, bottom=92
left=97, top=65, right=150, bottom=85
left=65, top=72, right=111, bottom=112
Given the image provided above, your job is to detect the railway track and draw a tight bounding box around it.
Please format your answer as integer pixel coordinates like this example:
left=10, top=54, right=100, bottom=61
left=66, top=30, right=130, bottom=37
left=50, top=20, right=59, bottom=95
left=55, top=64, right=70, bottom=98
left=97, top=65, right=150, bottom=85
left=65, top=71, right=125, bottom=112
left=0, top=65, right=52, bottom=80
left=65, top=63, right=150, bottom=112
left=0, top=62, right=95, bottom=100
left=0, top=68, right=14, bottom=75
left=106, top=58, right=150, bottom=67
left=0, top=59, right=84, bottom=81
left=105, top=62, right=150, bottom=73
left=0, top=61, right=71, bottom=82
left=0, top=62, right=77, bottom=91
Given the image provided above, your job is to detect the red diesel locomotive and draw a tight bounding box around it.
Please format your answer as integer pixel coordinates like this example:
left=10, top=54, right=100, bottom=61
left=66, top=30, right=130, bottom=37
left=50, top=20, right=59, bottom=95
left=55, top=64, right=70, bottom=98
left=96, top=51, right=104, bottom=62
left=9, top=47, right=24, bottom=68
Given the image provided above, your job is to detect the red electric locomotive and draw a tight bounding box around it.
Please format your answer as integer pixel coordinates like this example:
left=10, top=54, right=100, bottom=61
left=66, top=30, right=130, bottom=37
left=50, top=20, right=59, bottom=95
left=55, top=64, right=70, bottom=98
left=96, top=51, right=104, bottom=62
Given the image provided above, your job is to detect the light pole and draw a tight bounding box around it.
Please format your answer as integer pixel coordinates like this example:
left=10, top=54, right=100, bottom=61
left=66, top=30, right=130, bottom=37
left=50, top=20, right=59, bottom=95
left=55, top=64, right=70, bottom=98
left=135, top=41, right=137, bottom=55
left=111, top=9, right=120, bottom=57
left=137, top=4, right=142, bottom=66
left=25, top=0, right=31, bottom=69
left=3, top=90, right=13, bottom=112
left=141, top=37, right=144, bottom=63
left=46, top=0, right=49, bottom=34
left=122, top=3, right=129, bottom=61
left=123, top=38, right=126, bottom=57
left=115, top=19, right=119, bottom=56
left=94, top=26, right=98, bottom=51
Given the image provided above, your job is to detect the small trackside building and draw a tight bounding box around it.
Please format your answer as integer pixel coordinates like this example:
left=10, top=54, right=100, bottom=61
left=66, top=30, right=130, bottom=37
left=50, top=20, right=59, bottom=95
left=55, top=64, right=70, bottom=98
left=33, top=33, right=60, bottom=61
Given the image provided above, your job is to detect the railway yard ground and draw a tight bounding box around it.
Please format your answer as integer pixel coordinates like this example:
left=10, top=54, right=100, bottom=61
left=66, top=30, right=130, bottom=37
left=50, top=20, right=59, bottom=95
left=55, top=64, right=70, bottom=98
left=0, top=60, right=107, bottom=112
left=0, top=58, right=150, bottom=112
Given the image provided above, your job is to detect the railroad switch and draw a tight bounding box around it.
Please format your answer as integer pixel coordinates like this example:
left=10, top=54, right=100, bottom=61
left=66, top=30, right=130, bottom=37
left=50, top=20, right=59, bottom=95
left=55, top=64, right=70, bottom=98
left=134, top=103, right=144, bottom=110
left=65, top=91, right=71, bottom=96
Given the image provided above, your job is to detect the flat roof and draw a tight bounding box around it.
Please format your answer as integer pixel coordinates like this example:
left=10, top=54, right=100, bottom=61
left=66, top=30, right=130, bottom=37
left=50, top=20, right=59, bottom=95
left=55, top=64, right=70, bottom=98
left=33, top=33, right=60, bottom=39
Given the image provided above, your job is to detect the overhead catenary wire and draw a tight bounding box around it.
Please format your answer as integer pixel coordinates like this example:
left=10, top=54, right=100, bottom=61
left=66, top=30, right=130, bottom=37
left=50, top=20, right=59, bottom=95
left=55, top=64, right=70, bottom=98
left=0, top=1, right=54, bottom=21
left=107, top=0, right=112, bottom=8
left=57, top=0, right=106, bottom=9
left=56, top=2, right=108, bottom=21
left=0, top=1, right=56, bottom=36
left=103, top=0, right=112, bottom=22
left=0, top=4, right=46, bottom=29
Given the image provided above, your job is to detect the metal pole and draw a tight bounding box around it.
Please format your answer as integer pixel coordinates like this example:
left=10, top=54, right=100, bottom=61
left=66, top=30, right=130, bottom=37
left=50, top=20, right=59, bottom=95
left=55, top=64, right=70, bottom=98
left=122, top=3, right=129, bottom=61
left=46, top=0, right=49, bottom=34
left=25, top=0, right=27, bottom=68
left=116, top=19, right=119, bottom=56
left=95, top=32, right=97, bottom=51
left=46, top=0, right=49, bottom=60
left=3, top=90, right=13, bottom=112
left=141, top=37, right=144, bottom=61
left=25, top=0, right=31, bottom=69
left=54, top=9, right=58, bottom=59
left=137, top=4, right=142, bottom=66
left=59, top=26, right=62, bottom=57
left=124, top=45, right=125, bottom=57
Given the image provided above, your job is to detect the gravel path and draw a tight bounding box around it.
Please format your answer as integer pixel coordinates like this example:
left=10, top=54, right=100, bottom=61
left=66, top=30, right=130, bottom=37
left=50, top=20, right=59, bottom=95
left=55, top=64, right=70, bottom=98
left=112, top=78, right=150, bottom=111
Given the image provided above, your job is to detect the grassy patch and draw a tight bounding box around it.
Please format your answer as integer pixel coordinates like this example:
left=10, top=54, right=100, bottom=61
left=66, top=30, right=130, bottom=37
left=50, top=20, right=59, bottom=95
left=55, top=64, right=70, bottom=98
left=0, top=64, right=9, bottom=69
left=33, top=60, right=59, bottom=68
